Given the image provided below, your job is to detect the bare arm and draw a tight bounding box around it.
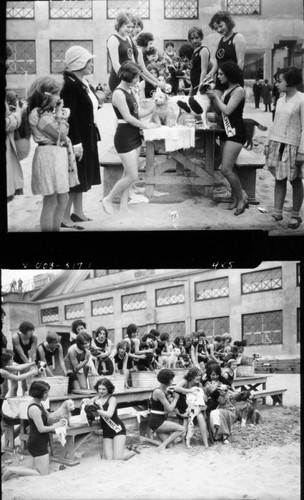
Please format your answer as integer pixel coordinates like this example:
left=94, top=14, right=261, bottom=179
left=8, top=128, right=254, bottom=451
left=28, top=335, right=38, bottom=362
left=97, top=396, right=117, bottom=419
left=28, top=405, right=65, bottom=433
left=5, top=361, right=36, bottom=372
left=57, top=344, right=68, bottom=376
left=208, top=87, right=245, bottom=116
left=69, top=348, right=89, bottom=372
left=155, top=388, right=180, bottom=413
left=199, top=47, right=211, bottom=84
left=112, top=90, right=156, bottom=129
left=233, top=33, right=246, bottom=70
left=36, top=345, right=52, bottom=376
left=12, top=334, right=30, bottom=363
left=107, top=36, right=122, bottom=74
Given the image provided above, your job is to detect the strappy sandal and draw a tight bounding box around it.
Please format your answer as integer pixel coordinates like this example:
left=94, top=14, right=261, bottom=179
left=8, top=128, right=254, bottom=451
left=288, top=217, right=302, bottom=229
left=271, top=214, right=283, bottom=222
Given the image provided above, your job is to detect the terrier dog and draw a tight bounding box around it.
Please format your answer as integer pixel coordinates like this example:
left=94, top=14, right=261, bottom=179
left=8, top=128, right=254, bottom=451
left=234, top=390, right=262, bottom=426
left=35, top=360, right=47, bottom=377
left=150, top=88, right=180, bottom=126
left=158, top=347, right=181, bottom=369
left=48, top=399, right=76, bottom=426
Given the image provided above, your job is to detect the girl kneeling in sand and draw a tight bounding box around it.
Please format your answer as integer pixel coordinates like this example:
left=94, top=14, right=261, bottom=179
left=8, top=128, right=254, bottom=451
left=102, top=61, right=158, bottom=215
left=2, top=381, right=65, bottom=481
left=148, top=369, right=184, bottom=451
left=264, top=66, right=304, bottom=229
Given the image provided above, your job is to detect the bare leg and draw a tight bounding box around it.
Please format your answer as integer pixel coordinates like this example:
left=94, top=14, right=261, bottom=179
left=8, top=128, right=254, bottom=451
left=2, top=466, right=40, bottom=481
left=197, top=412, right=209, bottom=447
left=155, top=420, right=184, bottom=451
left=103, top=438, right=114, bottom=460
left=72, top=192, right=87, bottom=220
left=221, top=141, right=247, bottom=214
left=113, top=434, right=127, bottom=460
left=62, top=193, right=74, bottom=226
left=103, top=149, right=139, bottom=214
left=53, top=193, right=69, bottom=231
left=40, top=195, right=57, bottom=232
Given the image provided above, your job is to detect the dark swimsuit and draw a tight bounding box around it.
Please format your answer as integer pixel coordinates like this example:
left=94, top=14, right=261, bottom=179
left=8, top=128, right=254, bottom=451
left=190, top=45, right=211, bottom=95
left=221, top=86, right=246, bottom=145
left=37, top=342, right=58, bottom=366
left=13, top=333, right=33, bottom=364
left=98, top=396, right=126, bottom=439
left=215, top=33, right=244, bottom=90
left=148, top=389, right=166, bottom=431
left=27, top=403, right=50, bottom=457
left=113, top=88, right=142, bottom=154
left=108, top=35, right=135, bottom=92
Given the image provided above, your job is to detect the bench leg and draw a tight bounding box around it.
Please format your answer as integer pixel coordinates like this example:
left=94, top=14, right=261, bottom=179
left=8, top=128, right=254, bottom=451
left=271, top=394, right=283, bottom=406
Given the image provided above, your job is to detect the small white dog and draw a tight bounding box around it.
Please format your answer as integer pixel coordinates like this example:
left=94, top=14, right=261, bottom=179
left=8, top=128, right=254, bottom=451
left=158, top=347, right=181, bottom=369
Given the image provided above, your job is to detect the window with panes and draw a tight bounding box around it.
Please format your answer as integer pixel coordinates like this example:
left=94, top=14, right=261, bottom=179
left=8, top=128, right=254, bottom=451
left=241, top=267, right=282, bottom=294
left=242, top=310, right=283, bottom=345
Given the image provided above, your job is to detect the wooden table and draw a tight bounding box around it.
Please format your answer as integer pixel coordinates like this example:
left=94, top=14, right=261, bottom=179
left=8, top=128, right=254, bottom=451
left=48, top=387, right=152, bottom=412
left=144, top=126, right=225, bottom=199
left=234, top=375, right=269, bottom=391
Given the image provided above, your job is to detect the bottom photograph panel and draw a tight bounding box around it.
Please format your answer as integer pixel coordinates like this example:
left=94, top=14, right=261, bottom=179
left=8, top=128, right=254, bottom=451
left=1, top=264, right=301, bottom=500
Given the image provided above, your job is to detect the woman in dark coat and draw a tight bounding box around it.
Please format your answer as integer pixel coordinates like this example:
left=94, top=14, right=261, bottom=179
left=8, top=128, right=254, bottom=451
left=60, top=45, right=101, bottom=228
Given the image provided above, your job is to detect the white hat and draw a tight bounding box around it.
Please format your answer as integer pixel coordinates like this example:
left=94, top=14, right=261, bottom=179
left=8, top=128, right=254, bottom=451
left=65, top=45, right=96, bottom=71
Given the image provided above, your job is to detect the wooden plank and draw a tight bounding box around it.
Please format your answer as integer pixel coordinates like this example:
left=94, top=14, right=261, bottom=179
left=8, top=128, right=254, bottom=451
left=144, top=175, right=213, bottom=186
left=170, top=150, right=214, bottom=183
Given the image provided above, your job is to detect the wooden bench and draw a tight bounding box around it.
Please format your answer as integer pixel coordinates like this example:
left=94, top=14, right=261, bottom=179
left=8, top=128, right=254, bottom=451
left=251, top=388, right=287, bottom=406
left=18, top=408, right=150, bottom=466
left=235, top=149, right=265, bottom=205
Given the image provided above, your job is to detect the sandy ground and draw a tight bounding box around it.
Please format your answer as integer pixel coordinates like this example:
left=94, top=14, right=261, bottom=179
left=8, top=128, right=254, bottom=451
left=2, top=374, right=301, bottom=500
left=6, top=102, right=304, bottom=235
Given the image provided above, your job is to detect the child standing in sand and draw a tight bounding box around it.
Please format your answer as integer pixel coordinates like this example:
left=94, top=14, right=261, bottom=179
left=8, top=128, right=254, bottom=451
left=27, top=76, right=79, bottom=231
left=264, top=67, right=304, bottom=229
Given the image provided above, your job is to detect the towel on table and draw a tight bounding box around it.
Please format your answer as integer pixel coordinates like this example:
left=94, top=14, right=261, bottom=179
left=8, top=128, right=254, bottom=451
left=143, top=125, right=195, bottom=152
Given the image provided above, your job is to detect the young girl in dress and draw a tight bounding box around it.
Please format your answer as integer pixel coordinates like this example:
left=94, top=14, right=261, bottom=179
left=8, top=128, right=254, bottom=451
left=264, top=67, right=304, bottom=229
left=27, top=76, right=79, bottom=231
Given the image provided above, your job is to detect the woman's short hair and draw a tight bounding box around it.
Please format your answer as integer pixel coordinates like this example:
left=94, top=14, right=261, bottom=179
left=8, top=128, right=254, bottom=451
left=165, top=42, right=175, bottom=49
left=219, top=61, right=243, bottom=84
left=206, top=361, right=221, bottom=379
left=115, top=12, right=132, bottom=32
left=184, top=366, right=201, bottom=382
left=279, top=66, right=302, bottom=87
left=159, top=332, right=169, bottom=342
left=145, top=47, right=157, bottom=57
left=149, top=328, right=160, bottom=338
left=133, top=15, right=143, bottom=30
left=157, top=368, right=175, bottom=385
left=46, top=332, right=60, bottom=344
left=95, top=326, right=109, bottom=339
left=0, top=352, right=13, bottom=368
left=27, top=77, right=62, bottom=114
left=179, top=43, right=194, bottom=61
left=19, top=321, right=35, bottom=334
left=209, top=11, right=235, bottom=31
left=75, top=331, right=92, bottom=348
left=116, top=340, right=127, bottom=351
left=94, top=377, right=115, bottom=394
left=126, top=322, right=138, bottom=338
left=29, top=381, right=50, bottom=398
left=188, top=26, right=204, bottom=41
left=71, top=319, right=87, bottom=333
left=136, top=32, right=154, bottom=48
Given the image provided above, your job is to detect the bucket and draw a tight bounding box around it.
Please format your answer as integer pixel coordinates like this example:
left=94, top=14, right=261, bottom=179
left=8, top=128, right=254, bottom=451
left=26, top=376, right=69, bottom=397
left=88, top=374, right=125, bottom=392
left=236, top=365, right=255, bottom=377
left=130, top=371, right=158, bottom=389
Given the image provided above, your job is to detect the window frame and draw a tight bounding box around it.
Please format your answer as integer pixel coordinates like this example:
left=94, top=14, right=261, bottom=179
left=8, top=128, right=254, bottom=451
left=91, top=297, right=114, bottom=317
left=194, top=277, right=229, bottom=302
left=155, top=284, right=185, bottom=308
left=6, top=1, right=35, bottom=19
left=226, top=0, right=261, bottom=16
left=64, top=302, right=85, bottom=321
left=41, top=306, right=59, bottom=324
left=6, top=40, right=36, bottom=74
left=242, top=309, right=283, bottom=346
left=49, top=0, right=93, bottom=20
left=164, top=0, right=198, bottom=20
left=241, top=267, right=283, bottom=295
left=121, top=291, right=147, bottom=312
left=106, top=0, right=150, bottom=19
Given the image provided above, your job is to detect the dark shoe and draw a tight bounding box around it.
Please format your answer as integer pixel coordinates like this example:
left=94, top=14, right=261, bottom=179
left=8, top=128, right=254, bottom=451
left=234, top=201, right=249, bottom=216
left=287, top=217, right=302, bottom=229
left=71, top=213, right=92, bottom=222
left=61, top=222, right=84, bottom=230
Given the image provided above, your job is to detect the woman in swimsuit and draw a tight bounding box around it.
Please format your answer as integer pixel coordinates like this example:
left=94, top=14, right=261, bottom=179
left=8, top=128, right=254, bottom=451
left=148, top=369, right=184, bottom=451
left=11, top=321, right=38, bottom=396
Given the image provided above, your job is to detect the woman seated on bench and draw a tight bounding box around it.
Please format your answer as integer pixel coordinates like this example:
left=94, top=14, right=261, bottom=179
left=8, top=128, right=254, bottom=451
left=64, top=332, right=96, bottom=392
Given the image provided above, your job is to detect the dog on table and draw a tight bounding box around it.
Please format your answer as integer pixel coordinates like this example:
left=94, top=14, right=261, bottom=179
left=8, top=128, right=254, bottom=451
left=150, top=88, right=180, bottom=126
left=158, top=347, right=181, bottom=369
left=176, top=79, right=215, bottom=129
left=48, top=399, right=76, bottom=426
left=233, top=390, right=262, bottom=427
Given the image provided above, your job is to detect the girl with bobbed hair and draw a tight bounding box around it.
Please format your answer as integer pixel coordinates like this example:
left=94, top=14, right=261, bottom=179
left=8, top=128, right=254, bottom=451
left=207, top=61, right=248, bottom=216
left=64, top=331, right=94, bottom=391
left=264, top=66, right=304, bottom=230
left=174, top=366, right=209, bottom=447
left=36, top=332, right=67, bottom=377
left=187, top=26, right=212, bottom=96
left=102, top=61, right=157, bottom=216
left=83, top=377, right=137, bottom=460
left=70, top=319, right=87, bottom=344
left=148, top=369, right=184, bottom=451
left=2, top=381, right=65, bottom=481
left=206, top=10, right=246, bottom=94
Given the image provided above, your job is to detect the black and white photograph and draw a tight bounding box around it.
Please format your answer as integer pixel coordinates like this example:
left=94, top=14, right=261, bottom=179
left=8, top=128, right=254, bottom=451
left=0, top=265, right=301, bottom=500
left=3, top=0, right=304, bottom=234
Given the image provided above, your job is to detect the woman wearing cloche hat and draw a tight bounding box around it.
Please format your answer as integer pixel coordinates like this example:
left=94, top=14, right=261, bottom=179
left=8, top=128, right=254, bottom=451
left=60, top=45, right=101, bottom=228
